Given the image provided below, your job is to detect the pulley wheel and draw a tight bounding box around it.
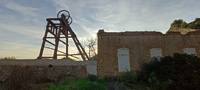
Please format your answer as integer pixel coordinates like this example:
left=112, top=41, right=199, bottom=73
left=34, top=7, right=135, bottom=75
left=67, top=16, right=73, bottom=25
left=57, top=10, right=70, bottom=19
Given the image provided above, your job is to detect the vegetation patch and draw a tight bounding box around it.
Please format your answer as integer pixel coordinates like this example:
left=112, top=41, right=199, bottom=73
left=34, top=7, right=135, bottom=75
left=171, top=18, right=200, bottom=29
left=1, top=53, right=200, bottom=90
left=138, top=53, right=200, bottom=90
left=45, top=76, right=105, bottom=90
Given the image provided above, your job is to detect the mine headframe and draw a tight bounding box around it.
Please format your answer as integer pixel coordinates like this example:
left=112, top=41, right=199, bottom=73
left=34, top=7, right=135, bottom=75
left=38, top=10, right=89, bottom=61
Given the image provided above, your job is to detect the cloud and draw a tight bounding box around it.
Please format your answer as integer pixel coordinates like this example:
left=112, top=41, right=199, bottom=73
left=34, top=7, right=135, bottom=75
left=0, top=23, right=44, bottom=39
left=3, top=1, right=39, bottom=17
left=0, top=1, right=47, bottom=39
left=51, top=0, right=200, bottom=34
left=0, top=42, right=40, bottom=59
left=0, top=0, right=200, bottom=59
left=0, top=1, right=47, bottom=59
left=51, top=0, right=163, bottom=33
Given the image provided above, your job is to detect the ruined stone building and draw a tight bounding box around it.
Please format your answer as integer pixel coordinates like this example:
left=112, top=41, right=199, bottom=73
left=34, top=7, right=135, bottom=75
left=97, top=29, right=200, bottom=77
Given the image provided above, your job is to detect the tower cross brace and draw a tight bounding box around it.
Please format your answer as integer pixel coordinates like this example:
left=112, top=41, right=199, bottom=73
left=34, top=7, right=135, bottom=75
left=38, top=10, right=89, bottom=61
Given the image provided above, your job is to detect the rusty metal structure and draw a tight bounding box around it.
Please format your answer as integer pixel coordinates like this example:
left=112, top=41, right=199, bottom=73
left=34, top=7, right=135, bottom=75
left=38, top=10, right=89, bottom=61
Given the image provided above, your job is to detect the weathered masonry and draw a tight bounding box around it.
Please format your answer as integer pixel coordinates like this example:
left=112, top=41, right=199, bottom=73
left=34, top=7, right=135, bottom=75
left=97, top=30, right=200, bottom=77
left=0, top=60, right=97, bottom=81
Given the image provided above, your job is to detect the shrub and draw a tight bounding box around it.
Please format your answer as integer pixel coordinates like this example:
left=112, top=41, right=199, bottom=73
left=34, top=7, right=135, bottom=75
left=188, top=18, right=200, bottom=29
left=138, top=53, right=200, bottom=90
left=117, top=71, right=138, bottom=85
left=87, top=74, right=98, bottom=81
left=31, top=83, right=55, bottom=90
left=45, top=76, right=106, bottom=90
left=170, top=18, right=200, bottom=29
left=171, top=19, right=185, bottom=27
left=57, top=77, right=78, bottom=86
left=116, top=71, right=150, bottom=90
left=50, top=80, right=105, bottom=90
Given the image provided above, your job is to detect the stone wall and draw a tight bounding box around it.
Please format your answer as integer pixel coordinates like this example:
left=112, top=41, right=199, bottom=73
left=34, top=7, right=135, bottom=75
left=97, top=30, right=200, bottom=77
left=167, top=27, right=199, bottom=35
left=0, top=59, right=97, bottom=82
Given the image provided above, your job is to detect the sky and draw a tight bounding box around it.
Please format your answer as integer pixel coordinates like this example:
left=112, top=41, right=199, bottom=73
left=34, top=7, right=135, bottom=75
left=0, top=0, right=200, bottom=59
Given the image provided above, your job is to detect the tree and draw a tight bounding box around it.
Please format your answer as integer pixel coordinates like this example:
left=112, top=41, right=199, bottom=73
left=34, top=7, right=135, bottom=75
left=82, top=37, right=97, bottom=60
left=171, top=18, right=200, bottom=29
left=171, top=19, right=185, bottom=27
left=188, top=18, right=200, bottom=29
left=180, top=21, right=187, bottom=28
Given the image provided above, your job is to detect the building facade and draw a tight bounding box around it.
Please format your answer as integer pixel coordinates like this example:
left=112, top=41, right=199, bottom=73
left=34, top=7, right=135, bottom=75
left=97, top=30, right=200, bottom=77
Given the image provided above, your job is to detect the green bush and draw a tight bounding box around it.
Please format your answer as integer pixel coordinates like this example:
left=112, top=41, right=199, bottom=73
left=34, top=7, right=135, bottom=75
left=87, top=74, right=98, bottom=82
left=58, top=77, right=78, bottom=86
left=116, top=71, right=150, bottom=90
left=138, top=53, right=200, bottom=90
left=170, top=18, right=200, bottom=29
left=117, top=71, right=138, bottom=85
left=87, top=74, right=106, bottom=85
left=31, top=83, right=55, bottom=90
left=45, top=76, right=106, bottom=90
left=171, top=19, right=186, bottom=27
left=50, top=80, right=105, bottom=90
left=188, top=18, right=200, bottom=29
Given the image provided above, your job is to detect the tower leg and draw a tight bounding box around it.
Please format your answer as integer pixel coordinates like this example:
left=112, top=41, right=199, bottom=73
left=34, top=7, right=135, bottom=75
left=53, top=27, right=61, bottom=59
left=65, top=29, right=69, bottom=59
left=38, top=25, right=49, bottom=59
